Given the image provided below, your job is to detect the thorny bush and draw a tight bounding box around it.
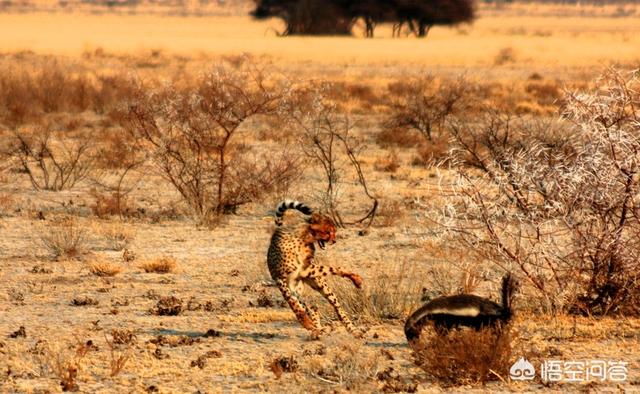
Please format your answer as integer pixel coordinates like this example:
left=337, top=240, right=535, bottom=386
left=435, top=70, right=640, bottom=316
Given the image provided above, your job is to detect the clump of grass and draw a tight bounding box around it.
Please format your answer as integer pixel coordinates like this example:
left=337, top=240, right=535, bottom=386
left=151, top=296, right=183, bottom=316
left=413, top=325, right=513, bottom=386
left=89, top=261, right=122, bottom=277
left=140, top=256, right=177, bottom=274
left=374, top=199, right=404, bottom=228
left=110, top=329, right=137, bottom=346
left=374, top=152, right=400, bottom=173
left=305, top=340, right=380, bottom=389
left=412, top=137, right=451, bottom=167
left=90, top=190, right=135, bottom=219
left=70, top=296, right=99, bottom=307
left=375, top=127, right=422, bottom=148
left=494, top=47, right=517, bottom=66
left=334, top=261, right=423, bottom=322
left=94, top=222, right=135, bottom=251
left=37, top=217, right=89, bottom=261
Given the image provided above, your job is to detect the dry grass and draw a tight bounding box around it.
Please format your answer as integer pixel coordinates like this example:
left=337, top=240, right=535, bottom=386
left=413, top=325, right=514, bottom=386
left=139, top=256, right=178, bottom=274
left=88, top=261, right=123, bottom=277
left=93, top=222, right=135, bottom=251
left=0, top=4, right=639, bottom=393
left=303, top=340, right=381, bottom=389
left=335, top=260, right=423, bottom=322
left=36, top=217, right=89, bottom=261
left=90, top=191, right=136, bottom=219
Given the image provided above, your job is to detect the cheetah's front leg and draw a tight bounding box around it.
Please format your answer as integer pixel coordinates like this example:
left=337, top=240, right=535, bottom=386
left=306, top=265, right=363, bottom=289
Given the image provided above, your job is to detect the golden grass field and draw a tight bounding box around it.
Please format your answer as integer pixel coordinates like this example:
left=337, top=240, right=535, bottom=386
left=1, top=1, right=640, bottom=393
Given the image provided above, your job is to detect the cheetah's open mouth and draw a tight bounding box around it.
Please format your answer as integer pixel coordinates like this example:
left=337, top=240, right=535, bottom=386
left=318, top=240, right=326, bottom=249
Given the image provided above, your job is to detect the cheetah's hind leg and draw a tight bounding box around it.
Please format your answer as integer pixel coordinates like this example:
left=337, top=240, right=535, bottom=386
left=276, top=279, right=318, bottom=332
left=305, top=275, right=363, bottom=338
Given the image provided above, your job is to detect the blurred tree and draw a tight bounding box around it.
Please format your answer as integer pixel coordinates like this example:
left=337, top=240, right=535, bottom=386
left=251, top=0, right=476, bottom=37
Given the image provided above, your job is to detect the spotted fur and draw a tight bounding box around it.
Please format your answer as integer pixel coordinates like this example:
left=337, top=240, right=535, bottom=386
left=267, top=200, right=363, bottom=337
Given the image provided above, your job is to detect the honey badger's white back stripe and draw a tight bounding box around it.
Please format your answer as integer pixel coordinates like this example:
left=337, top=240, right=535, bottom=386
left=275, top=200, right=313, bottom=226
left=426, top=306, right=481, bottom=317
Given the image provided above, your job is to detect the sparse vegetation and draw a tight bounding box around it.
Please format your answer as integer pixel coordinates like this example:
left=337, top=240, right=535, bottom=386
left=6, top=126, right=95, bottom=191
left=89, top=261, right=123, bottom=277
left=336, top=261, right=423, bottom=321
left=437, top=70, right=640, bottom=315
left=94, top=222, right=135, bottom=251
left=1, top=4, right=640, bottom=392
left=151, top=296, right=183, bottom=316
left=413, top=325, right=514, bottom=385
left=122, top=64, right=301, bottom=225
left=37, top=217, right=89, bottom=261
left=140, top=256, right=178, bottom=274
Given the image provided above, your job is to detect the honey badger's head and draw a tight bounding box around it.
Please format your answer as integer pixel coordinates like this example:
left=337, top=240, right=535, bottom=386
left=307, top=213, right=336, bottom=250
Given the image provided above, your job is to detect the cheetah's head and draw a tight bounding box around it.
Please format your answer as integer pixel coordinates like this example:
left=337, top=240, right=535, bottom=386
left=308, top=213, right=336, bottom=250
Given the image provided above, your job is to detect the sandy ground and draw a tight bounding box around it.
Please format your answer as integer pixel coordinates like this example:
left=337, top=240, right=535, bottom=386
left=0, top=169, right=639, bottom=392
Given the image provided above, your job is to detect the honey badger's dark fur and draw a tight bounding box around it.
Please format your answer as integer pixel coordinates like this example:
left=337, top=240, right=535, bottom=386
left=268, top=200, right=364, bottom=337
left=405, top=273, right=517, bottom=346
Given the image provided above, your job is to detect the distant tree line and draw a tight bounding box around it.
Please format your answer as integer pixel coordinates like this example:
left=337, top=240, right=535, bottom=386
left=251, top=0, right=476, bottom=37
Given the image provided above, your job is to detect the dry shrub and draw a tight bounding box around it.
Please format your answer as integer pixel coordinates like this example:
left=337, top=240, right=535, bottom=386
left=71, top=296, right=99, bottom=306
left=37, top=217, right=89, bottom=261
left=270, top=355, right=299, bottom=378
left=90, top=190, right=135, bottom=219
left=438, top=70, right=640, bottom=315
left=110, top=329, right=137, bottom=346
left=31, top=338, right=98, bottom=392
left=89, top=261, right=122, bottom=277
left=6, top=127, right=94, bottom=191
left=494, top=47, right=517, bottom=66
left=335, top=261, right=423, bottom=321
left=374, top=199, right=404, bottom=227
left=525, top=80, right=562, bottom=106
left=151, top=296, right=183, bottom=316
left=93, top=222, right=135, bottom=251
left=140, top=256, right=177, bottom=274
left=375, top=127, right=422, bottom=148
left=385, top=76, right=470, bottom=141
left=122, top=63, right=301, bottom=226
left=190, top=350, right=223, bottom=369
left=413, top=325, right=513, bottom=386
left=286, top=85, right=378, bottom=228
left=90, top=128, right=145, bottom=219
left=304, top=340, right=380, bottom=389
left=0, top=193, right=14, bottom=217
left=0, top=60, right=136, bottom=127
left=374, top=152, right=400, bottom=173
left=324, top=81, right=380, bottom=110
left=412, top=137, right=451, bottom=167
left=105, top=331, right=134, bottom=377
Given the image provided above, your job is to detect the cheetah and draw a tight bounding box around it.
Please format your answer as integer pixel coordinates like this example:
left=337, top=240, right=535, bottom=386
left=267, top=199, right=364, bottom=337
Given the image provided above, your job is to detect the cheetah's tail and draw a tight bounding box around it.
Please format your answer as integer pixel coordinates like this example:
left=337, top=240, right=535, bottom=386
left=275, top=199, right=312, bottom=226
